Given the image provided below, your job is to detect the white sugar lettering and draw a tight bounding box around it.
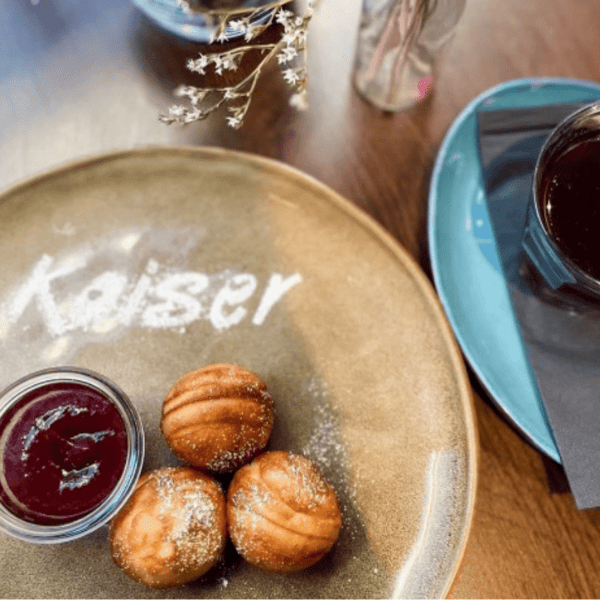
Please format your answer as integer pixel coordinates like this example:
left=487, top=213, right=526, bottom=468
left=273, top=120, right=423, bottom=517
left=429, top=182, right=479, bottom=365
left=0, top=247, right=303, bottom=341
left=3, top=253, right=92, bottom=337
left=209, top=274, right=257, bottom=331
left=252, top=273, right=303, bottom=326
left=118, top=260, right=157, bottom=326
left=69, top=272, right=128, bottom=332
left=142, top=271, right=209, bottom=329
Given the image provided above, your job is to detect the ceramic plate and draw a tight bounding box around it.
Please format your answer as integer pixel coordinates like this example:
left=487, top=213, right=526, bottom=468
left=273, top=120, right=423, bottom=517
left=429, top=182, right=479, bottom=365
left=0, top=147, right=476, bottom=599
left=428, top=78, right=600, bottom=463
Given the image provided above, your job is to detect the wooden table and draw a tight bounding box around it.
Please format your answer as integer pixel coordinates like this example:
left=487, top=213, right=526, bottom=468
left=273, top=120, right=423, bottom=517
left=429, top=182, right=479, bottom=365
left=2, top=0, right=600, bottom=597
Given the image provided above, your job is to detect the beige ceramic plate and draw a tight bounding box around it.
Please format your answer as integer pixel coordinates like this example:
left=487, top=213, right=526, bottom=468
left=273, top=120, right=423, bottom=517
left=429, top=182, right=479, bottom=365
left=0, top=147, right=476, bottom=599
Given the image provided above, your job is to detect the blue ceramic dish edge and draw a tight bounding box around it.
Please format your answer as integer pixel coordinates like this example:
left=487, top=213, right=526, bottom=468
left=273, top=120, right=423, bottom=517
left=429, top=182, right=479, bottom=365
left=428, top=77, right=600, bottom=464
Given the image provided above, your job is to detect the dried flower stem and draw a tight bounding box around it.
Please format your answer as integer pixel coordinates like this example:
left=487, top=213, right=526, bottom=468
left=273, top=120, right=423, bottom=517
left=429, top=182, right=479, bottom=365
left=161, top=0, right=316, bottom=128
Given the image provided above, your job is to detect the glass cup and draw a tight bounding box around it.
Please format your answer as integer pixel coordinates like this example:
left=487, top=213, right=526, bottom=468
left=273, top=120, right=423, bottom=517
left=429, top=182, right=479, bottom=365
left=522, top=102, right=600, bottom=298
left=353, top=0, right=466, bottom=112
left=0, top=367, right=145, bottom=544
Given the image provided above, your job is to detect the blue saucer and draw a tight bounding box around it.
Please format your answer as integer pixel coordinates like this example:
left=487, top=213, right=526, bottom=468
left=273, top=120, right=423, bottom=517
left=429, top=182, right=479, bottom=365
left=428, top=78, right=600, bottom=463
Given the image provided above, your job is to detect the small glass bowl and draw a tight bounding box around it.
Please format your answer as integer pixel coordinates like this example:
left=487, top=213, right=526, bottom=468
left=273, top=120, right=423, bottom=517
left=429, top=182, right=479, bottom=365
left=133, top=0, right=273, bottom=42
left=0, top=367, right=145, bottom=544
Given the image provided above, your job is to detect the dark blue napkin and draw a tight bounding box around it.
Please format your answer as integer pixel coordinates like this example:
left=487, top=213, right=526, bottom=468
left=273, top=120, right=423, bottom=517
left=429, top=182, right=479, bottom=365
left=477, top=99, right=600, bottom=509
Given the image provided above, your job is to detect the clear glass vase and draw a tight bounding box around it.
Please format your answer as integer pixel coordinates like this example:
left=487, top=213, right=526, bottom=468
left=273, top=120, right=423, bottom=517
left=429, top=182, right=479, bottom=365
left=353, top=0, right=466, bottom=112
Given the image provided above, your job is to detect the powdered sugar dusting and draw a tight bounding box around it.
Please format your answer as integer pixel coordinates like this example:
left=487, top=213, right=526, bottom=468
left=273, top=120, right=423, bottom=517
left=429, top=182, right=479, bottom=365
left=298, top=376, right=365, bottom=559
left=231, top=482, right=273, bottom=513
left=110, top=467, right=227, bottom=587
left=229, top=483, right=273, bottom=560
left=205, top=441, right=261, bottom=473
left=301, top=378, right=356, bottom=506
left=287, top=452, right=331, bottom=509
left=151, top=469, right=223, bottom=567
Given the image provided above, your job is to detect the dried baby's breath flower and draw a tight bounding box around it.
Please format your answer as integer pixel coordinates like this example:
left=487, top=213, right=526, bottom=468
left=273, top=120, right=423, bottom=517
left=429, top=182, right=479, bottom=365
left=226, top=114, right=243, bottom=128
left=160, top=0, right=317, bottom=128
left=289, top=89, right=309, bottom=111
left=282, top=67, right=300, bottom=85
left=277, top=45, right=297, bottom=64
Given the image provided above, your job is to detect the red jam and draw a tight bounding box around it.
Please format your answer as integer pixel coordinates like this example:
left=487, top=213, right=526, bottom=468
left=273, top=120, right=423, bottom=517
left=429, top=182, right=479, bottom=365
left=0, top=381, right=128, bottom=525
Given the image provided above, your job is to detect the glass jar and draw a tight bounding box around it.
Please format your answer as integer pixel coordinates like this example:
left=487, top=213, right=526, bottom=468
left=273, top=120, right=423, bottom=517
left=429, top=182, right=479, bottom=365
left=353, top=0, right=466, bottom=111
left=0, top=367, right=144, bottom=544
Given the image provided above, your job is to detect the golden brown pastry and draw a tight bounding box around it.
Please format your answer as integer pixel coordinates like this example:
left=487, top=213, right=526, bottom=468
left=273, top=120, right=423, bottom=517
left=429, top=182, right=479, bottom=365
left=109, top=467, right=227, bottom=588
left=161, top=363, right=275, bottom=473
left=227, top=451, right=342, bottom=573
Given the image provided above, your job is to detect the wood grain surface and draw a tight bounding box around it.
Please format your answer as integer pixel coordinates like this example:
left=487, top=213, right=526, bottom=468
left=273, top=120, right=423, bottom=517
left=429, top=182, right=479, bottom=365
left=2, top=0, right=600, bottom=597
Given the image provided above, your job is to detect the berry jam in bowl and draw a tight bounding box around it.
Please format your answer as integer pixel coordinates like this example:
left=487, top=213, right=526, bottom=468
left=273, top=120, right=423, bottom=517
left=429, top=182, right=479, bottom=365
left=0, top=368, right=144, bottom=543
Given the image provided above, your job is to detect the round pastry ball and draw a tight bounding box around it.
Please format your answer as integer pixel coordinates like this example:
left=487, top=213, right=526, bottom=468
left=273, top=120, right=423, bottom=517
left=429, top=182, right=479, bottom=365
left=110, top=467, right=227, bottom=588
left=227, top=451, right=342, bottom=573
left=161, top=363, right=275, bottom=473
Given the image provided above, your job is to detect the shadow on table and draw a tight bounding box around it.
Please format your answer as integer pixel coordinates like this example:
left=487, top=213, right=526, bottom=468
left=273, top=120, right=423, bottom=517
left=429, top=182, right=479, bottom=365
left=466, top=368, right=571, bottom=495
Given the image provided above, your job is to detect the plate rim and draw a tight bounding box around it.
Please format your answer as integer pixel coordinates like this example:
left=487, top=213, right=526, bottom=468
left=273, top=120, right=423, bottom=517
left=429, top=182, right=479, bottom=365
left=2, top=145, right=478, bottom=598
left=428, top=77, right=600, bottom=464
